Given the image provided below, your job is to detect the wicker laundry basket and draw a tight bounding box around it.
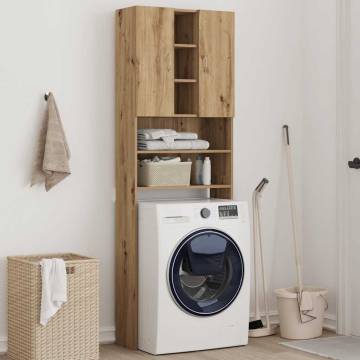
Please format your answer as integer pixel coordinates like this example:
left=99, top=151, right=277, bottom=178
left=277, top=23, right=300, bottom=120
left=7, top=254, right=99, bottom=360
left=138, top=161, right=192, bottom=186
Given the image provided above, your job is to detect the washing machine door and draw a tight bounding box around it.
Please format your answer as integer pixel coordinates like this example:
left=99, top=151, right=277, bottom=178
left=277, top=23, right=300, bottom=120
left=168, top=228, right=244, bottom=316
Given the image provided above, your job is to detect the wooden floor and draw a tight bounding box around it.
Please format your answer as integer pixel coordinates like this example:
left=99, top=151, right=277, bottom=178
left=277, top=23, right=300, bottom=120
left=0, top=332, right=334, bottom=360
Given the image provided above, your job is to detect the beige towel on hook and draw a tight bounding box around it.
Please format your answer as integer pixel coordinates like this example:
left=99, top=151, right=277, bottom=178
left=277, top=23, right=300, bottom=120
left=31, top=93, right=71, bottom=191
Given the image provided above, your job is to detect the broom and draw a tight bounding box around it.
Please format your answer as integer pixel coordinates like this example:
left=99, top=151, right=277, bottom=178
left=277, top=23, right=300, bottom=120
left=249, top=178, right=269, bottom=331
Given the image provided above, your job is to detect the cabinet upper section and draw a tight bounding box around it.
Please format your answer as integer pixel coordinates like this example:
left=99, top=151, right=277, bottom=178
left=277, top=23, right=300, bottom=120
left=116, top=6, right=234, bottom=117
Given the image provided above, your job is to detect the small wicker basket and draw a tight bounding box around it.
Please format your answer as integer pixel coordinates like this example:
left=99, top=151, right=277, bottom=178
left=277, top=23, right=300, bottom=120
left=7, top=254, right=99, bottom=360
left=138, top=161, right=192, bottom=186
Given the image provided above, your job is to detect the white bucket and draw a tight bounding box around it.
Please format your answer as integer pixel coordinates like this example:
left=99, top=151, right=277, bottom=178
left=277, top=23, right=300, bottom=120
left=274, top=287, right=328, bottom=339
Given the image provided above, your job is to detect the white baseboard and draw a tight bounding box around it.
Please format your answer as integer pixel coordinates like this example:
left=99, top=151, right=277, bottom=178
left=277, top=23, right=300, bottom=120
left=99, top=326, right=116, bottom=344
left=0, top=337, right=7, bottom=354
left=0, top=327, right=116, bottom=355
left=0, top=314, right=337, bottom=355
left=250, top=310, right=337, bottom=332
left=323, top=313, right=337, bottom=332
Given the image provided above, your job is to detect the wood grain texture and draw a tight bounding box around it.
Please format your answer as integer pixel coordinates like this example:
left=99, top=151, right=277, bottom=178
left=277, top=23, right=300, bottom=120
left=198, top=10, right=234, bottom=117
left=115, top=8, right=138, bottom=349
left=175, top=12, right=196, bottom=44
left=135, top=7, right=174, bottom=116
left=175, top=49, right=197, bottom=79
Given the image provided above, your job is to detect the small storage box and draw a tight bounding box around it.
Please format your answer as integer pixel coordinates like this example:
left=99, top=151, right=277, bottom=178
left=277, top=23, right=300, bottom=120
left=138, top=161, right=192, bottom=186
left=7, top=254, right=99, bottom=360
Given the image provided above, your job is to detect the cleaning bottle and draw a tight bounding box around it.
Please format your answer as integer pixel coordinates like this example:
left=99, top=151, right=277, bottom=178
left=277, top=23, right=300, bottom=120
left=202, top=157, right=211, bottom=185
left=194, top=155, right=204, bottom=184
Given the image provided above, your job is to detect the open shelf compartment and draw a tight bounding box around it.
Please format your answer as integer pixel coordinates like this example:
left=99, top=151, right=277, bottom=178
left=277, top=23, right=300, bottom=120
left=174, top=10, right=198, bottom=116
left=137, top=117, right=232, bottom=150
left=137, top=117, right=232, bottom=193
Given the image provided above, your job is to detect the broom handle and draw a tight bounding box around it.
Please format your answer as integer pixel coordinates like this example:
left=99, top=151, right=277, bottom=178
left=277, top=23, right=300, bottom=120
left=283, top=125, right=303, bottom=294
left=255, top=192, right=271, bottom=328
left=252, top=191, right=261, bottom=320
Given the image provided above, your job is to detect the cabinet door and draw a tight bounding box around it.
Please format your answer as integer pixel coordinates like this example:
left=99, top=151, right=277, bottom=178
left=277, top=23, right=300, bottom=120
left=135, top=7, right=174, bottom=116
left=198, top=11, right=234, bottom=117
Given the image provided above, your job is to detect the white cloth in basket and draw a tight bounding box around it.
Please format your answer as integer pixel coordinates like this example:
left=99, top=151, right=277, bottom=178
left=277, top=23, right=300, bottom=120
left=40, top=258, right=67, bottom=326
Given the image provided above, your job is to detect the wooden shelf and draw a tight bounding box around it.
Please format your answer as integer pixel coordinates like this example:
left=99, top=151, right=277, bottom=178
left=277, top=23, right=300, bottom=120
left=174, top=9, right=197, bottom=14
left=137, top=149, right=231, bottom=154
left=175, top=78, right=197, bottom=83
left=174, top=43, right=197, bottom=48
left=138, top=184, right=231, bottom=190
left=173, top=113, right=198, bottom=117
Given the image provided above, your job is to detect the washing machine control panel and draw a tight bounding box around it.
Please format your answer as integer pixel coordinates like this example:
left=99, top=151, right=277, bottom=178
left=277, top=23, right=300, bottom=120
left=218, top=205, right=238, bottom=219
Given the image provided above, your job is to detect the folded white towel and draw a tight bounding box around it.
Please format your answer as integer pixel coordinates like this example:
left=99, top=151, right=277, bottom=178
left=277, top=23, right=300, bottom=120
left=137, top=129, right=177, bottom=140
left=175, top=132, right=198, bottom=140
left=137, top=130, right=198, bottom=141
left=138, top=140, right=209, bottom=150
left=40, top=258, right=67, bottom=326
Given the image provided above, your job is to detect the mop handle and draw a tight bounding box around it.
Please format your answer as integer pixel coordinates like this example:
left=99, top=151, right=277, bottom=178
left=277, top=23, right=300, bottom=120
left=283, top=125, right=303, bottom=294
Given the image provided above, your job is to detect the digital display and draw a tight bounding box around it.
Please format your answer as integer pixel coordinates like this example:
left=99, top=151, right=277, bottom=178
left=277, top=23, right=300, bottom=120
left=218, top=205, right=238, bottom=219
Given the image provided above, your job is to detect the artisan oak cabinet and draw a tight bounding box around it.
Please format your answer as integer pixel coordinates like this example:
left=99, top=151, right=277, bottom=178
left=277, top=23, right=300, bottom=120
left=135, top=7, right=174, bottom=116
left=198, top=10, right=234, bottom=117
left=118, top=6, right=234, bottom=117
left=115, top=6, right=235, bottom=349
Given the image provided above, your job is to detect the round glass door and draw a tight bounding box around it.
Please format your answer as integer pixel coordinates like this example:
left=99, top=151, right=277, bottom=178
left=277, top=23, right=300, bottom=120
left=168, top=228, right=244, bottom=316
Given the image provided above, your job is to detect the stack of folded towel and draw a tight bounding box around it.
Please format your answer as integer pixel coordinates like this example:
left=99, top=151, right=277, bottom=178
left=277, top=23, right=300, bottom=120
left=137, top=129, right=209, bottom=150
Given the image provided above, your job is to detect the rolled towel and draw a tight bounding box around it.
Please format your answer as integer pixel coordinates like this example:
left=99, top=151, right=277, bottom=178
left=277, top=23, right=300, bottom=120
left=40, top=258, right=67, bottom=326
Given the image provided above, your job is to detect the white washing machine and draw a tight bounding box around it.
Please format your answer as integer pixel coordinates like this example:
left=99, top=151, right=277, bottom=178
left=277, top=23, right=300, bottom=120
left=138, top=199, right=250, bottom=355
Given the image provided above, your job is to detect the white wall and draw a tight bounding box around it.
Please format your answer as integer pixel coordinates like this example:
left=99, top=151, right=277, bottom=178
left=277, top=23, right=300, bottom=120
left=235, top=0, right=304, bottom=314
left=0, top=0, right=337, bottom=350
left=302, top=0, right=337, bottom=318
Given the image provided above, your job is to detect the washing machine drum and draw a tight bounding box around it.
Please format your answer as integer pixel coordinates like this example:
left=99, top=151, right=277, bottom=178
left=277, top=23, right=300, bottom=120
left=169, top=228, right=245, bottom=316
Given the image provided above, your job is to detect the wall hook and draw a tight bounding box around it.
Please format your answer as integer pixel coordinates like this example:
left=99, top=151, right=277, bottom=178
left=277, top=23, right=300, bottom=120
left=44, top=92, right=50, bottom=101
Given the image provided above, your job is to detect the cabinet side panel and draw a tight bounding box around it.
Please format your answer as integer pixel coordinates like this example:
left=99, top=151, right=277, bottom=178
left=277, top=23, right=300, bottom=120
left=135, top=7, right=174, bottom=116
left=115, top=8, right=138, bottom=349
left=198, top=11, right=234, bottom=117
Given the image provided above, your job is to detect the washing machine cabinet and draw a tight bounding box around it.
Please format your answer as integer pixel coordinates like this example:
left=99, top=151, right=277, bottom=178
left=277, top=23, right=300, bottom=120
left=138, top=199, right=250, bottom=355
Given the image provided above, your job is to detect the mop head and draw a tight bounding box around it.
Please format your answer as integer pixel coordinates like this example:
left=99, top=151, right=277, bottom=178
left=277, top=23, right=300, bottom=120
left=249, top=319, right=264, bottom=330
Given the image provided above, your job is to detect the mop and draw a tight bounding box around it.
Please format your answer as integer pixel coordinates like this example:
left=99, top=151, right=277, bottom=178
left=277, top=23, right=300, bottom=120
left=282, top=125, right=303, bottom=298
left=282, top=125, right=327, bottom=326
left=249, top=178, right=278, bottom=337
